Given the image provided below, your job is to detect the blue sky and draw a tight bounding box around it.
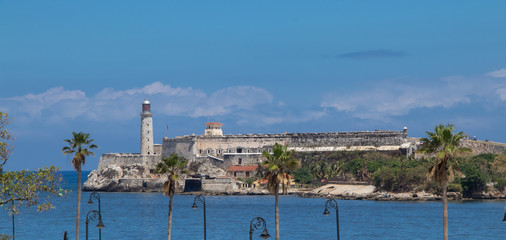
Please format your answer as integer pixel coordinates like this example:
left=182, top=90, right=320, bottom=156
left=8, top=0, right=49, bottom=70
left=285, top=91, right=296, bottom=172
left=1, top=1, right=506, bottom=171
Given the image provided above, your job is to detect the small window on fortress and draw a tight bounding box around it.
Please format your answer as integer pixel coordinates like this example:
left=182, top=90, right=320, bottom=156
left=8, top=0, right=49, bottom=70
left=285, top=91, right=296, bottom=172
left=238, top=158, right=242, bottom=165
left=207, top=149, right=211, bottom=154
left=200, top=150, right=203, bottom=154
left=217, top=149, right=222, bottom=154
left=247, top=149, right=251, bottom=153
left=237, top=148, right=242, bottom=153
left=229, top=149, right=233, bottom=153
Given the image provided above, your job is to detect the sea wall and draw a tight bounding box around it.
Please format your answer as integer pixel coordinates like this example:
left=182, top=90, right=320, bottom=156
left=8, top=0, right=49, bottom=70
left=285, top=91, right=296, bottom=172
left=183, top=177, right=238, bottom=193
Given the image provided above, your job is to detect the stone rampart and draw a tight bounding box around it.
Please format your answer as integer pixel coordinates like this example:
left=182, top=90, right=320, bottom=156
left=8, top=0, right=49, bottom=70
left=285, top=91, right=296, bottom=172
left=97, top=153, right=161, bottom=171
left=202, top=177, right=237, bottom=192
left=460, top=140, right=506, bottom=155
left=162, top=137, right=195, bottom=161
left=163, top=130, right=409, bottom=162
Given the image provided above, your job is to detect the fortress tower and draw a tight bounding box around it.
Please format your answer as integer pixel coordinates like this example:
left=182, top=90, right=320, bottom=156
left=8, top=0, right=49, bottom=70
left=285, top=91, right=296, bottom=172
left=204, top=122, right=224, bottom=136
left=140, top=99, right=154, bottom=155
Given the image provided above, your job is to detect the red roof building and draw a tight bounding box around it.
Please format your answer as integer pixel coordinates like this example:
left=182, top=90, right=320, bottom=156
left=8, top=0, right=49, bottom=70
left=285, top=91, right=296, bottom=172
left=204, top=122, right=224, bottom=126
left=227, top=165, right=258, bottom=178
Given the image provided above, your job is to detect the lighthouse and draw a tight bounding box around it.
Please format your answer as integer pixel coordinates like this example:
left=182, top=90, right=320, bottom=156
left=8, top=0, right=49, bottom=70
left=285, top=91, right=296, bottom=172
left=140, top=99, right=154, bottom=155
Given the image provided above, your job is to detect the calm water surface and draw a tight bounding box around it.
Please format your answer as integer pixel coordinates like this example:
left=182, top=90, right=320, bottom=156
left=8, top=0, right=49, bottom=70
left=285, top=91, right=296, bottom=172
left=1, top=171, right=505, bottom=239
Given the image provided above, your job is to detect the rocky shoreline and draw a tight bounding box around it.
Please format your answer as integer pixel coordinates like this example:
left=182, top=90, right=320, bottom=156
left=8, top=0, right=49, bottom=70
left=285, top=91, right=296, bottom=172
left=174, top=184, right=506, bottom=201
left=83, top=165, right=506, bottom=201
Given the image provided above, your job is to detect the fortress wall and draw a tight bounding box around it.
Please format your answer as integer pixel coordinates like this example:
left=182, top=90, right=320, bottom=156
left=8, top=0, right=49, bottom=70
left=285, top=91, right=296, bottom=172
left=163, top=137, right=196, bottom=161
left=223, top=153, right=262, bottom=169
left=287, top=131, right=407, bottom=147
left=195, top=135, right=288, bottom=156
left=162, top=130, right=408, bottom=168
left=190, top=130, right=406, bottom=156
left=201, top=178, right=237, bottom=192
left=460, top=140, right=506, bottom=155
left=153, top=144, right=162, bottom=155
left=97, top=153, right=161, bottom=171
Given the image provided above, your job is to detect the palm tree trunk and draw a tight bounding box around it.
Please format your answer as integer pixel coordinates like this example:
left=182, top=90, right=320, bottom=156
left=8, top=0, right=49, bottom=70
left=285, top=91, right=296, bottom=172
left=275, top=184, right=280, bottom=240
left=168, top=194, right=173, bottom=240
left=76, top=169, right=81, bottom=240
left=443, top=181, right=448, bottom=240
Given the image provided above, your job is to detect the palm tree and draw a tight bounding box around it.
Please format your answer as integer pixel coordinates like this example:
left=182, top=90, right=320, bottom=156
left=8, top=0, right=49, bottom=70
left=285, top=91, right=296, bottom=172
left=420, top=124, right=465, bottom=240
left=62, top=132, right=97, bottom=240
left=155, top=154, right=187, bottom=240
left=261, top=143, right=300, bottom=240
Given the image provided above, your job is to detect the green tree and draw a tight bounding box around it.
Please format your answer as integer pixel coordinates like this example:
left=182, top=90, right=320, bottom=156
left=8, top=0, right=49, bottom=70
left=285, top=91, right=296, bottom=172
left=0, top=112, right=14, bottom=173
left=292, top=166, right=312, bottom=185
left=309, top=161, right=326, bottom=181
left=420, top=124, right=465, bottom=240
left=155, top=154, right=187, bottom=240
left=1, top=112, right=66, bottom=239
left=261, top=143, right=300, bottom=240
left=458, top=160, right=488, bottom=197
left=1, top=166, right=65, bottom=210
left=0, top=234, right=10, bottom=240
left=62, top=132, right=97, bottom=240
left=310, top=161, right=343, bottom=182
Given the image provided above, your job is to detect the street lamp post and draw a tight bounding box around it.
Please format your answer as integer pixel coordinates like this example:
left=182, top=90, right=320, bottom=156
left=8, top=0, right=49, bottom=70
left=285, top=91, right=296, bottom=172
left=192, top=195, right=206, bottom=240
left=249, top=217, right=271, bottom=240
left=88, top=191, right=102, bottom=240
left=86, top=210, right=104, bottom=240
left=323, top=199, right=340, bottom=240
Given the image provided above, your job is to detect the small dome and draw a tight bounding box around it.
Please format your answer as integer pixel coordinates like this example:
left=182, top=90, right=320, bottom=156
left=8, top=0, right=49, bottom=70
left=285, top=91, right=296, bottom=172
left=143, top=99, right=150, bottom=104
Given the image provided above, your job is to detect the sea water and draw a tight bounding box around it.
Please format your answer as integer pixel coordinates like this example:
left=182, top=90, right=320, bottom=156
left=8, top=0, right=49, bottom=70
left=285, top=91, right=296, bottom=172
left=1, top=171, right=505, bottom=239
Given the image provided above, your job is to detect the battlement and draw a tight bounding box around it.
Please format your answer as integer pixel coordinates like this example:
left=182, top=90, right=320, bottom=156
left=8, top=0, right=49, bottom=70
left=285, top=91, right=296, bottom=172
left=164, top=130, right=406, bottom=141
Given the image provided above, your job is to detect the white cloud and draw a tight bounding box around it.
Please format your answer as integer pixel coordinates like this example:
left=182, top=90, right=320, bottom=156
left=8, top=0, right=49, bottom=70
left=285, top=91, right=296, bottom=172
left=6, top=87, right=86, bottom=119
left=486, top=68, right=506, bottom=78
left=1, top=82, right=280, bottom=124
left=497, top=88, right=506, bottom=101
left=321, top=76, right=501, bottom=120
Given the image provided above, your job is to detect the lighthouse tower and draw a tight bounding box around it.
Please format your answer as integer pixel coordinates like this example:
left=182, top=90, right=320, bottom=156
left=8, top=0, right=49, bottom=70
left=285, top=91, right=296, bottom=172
left=140, top=99, right=154, bottom=155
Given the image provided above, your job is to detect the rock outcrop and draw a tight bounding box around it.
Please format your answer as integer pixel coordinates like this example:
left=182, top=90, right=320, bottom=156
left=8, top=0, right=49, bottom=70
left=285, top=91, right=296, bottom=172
left=83, top=163, right=164, bottom=192
left=300, top=184, right=441, bottom=201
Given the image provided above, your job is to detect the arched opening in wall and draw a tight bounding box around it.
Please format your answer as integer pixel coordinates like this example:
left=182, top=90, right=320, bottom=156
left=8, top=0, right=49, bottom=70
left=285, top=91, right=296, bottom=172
left=246, top=171, right=250, bottom=178
left=207, top=149, right=212, bottom=154
left=237, top=148, right=242, bottom=153
left=217, top=149, right=222, bottom=155
left=238, top=158, right=242, bottom=165
left=234, top=172, right=237, bottom=177
left=247, top=149, right=251, bottom=153
left=200, top=150, right=203, bottom=154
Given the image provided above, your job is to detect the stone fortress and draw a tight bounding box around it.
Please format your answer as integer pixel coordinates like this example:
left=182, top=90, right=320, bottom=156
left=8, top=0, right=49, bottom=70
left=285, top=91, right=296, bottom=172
left=84, top=99, right=505, bottom=192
